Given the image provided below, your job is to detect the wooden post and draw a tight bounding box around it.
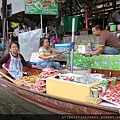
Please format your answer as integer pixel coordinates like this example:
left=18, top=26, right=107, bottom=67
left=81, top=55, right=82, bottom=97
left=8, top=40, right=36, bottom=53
left=2, top=0, right=7, bottom=56
left=70, top=0, right=72, bottom=15
left=56, top=0, right=62, bottom=40
left=112, top=0, right=116, bottom=11
left=65, top=1, right=66, bottom=16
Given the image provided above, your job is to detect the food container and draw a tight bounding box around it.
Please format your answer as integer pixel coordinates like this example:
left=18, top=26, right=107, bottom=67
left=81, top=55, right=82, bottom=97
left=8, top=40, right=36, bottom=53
left=55, top=44, right=70, bottom=50
left=46, top=76, right=102, bottom=102
left=117, top=24, right=120, bottom=31
left=110, top=24, right=116, bottom=32
left=116, top=76, right=120, bottom=84
left=86, top=96, right=103, bottom=104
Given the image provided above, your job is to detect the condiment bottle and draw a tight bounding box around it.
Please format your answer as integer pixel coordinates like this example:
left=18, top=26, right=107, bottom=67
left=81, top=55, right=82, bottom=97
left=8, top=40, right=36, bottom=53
left=101, top=80, right=108, bottom=93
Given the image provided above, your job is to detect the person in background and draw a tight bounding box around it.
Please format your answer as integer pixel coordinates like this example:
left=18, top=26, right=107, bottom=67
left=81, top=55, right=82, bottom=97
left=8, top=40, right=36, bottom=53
left=107, top=10, right=113, bottom=24
left=105, top=25, right=110, bottom=31
left=12, top=24, right=24, bottom=42
left=36, top=37, right=68, bottom=69
left=35, top=22, right=41, bottom=30
left=50, top=25, right=56, bottom=34
left=85, top=24, right=120, bottom=56
left=0, top=42, right=36, bottom=79
left=22, top=22, right=31, bottom=32
left=112, top=10, right=120, bottom=24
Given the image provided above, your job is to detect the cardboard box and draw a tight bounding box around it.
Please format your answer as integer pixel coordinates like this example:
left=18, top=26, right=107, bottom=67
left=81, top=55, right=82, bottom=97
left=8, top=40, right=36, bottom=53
left=78, top=44, right=88, bottom=54
left=46, top=77, right=102, bottom=102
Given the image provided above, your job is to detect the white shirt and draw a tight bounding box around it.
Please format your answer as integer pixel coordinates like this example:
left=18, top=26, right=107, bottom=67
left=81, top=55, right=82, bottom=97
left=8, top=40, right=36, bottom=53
left=13, top=28, right=24, bottom=36
left=23, top=27, right=31, bottom=32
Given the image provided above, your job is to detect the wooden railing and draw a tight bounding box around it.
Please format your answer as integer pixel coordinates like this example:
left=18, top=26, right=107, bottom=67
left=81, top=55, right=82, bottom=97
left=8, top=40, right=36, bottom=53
left=91, top=68, right=120, bottom=78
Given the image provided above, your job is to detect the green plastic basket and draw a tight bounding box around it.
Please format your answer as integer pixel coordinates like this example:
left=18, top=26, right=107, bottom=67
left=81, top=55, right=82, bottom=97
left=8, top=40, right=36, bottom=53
left=110, top=24, right=116, bottom=32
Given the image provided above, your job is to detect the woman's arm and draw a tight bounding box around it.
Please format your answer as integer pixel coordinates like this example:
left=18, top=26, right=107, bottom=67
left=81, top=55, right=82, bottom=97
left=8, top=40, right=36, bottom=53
left=0, top=53, right=10, bottom=68
left=13, top=33, right=17, bottom=37
left=40, top=54, right=57, bottom=60
left=20, top=54, right=32, bottom=68
left=50, top=47, right=68, bottom=53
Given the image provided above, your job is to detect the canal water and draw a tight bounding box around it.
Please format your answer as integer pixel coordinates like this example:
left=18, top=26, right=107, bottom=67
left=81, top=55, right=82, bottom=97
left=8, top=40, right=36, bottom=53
left=0, top=87, right=64, bottom=120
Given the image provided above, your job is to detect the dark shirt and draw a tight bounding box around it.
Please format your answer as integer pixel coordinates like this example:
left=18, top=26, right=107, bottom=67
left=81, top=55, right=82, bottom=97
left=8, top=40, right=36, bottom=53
left=0, top=53, right=32, bottom=69
left=99, top=30, right=120, bottom=50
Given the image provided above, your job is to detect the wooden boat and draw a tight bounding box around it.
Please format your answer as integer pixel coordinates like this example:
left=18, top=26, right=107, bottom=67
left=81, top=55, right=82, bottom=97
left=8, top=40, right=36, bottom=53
left=91, top=68, right=120, bottom=78
left=0, top=67, right=120, bottom=115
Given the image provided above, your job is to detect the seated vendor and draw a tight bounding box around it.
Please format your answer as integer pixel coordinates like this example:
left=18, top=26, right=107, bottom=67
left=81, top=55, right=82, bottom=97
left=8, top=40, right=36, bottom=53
left=85, top=24, right=120, bottom=57
left=36, top=37, right=68, bottom=69
left=0, top=42, right=36, bottom=79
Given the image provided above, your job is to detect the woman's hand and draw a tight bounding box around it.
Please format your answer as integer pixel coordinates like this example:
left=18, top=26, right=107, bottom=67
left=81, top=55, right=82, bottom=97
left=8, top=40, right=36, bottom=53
left=64, top=48, right=69, bottom=52
left=50, top=55, right=57, bottom=59
left=32, top=65, right=37, bottom=68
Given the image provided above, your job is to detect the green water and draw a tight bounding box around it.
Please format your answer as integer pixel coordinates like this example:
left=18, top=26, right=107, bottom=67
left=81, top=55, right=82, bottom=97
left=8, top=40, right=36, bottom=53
left=0, top=87, right=65, bottom=120
left=0, top=87, right=53, bottom=114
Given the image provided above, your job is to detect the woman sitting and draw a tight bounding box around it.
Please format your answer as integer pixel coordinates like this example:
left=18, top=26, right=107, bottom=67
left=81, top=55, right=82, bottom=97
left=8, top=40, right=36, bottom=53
left=0, top=42, right=36, bottom=79
left=36, top=37, right=68, bottom=69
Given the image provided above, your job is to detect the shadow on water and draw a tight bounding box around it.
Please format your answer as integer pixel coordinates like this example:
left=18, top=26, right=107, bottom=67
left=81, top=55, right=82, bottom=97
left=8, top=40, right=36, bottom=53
left=0, top=87, right=67, bottom=120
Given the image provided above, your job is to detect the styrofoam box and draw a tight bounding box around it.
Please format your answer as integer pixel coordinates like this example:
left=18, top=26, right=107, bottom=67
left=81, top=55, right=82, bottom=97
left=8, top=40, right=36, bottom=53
left=46, top=76, right=102, bottom=102
left=55, top=44, right=70, bottom=50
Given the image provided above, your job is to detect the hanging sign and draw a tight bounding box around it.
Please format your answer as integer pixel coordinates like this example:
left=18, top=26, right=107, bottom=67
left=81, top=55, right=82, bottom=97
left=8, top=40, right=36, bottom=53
left=24, top=0, right=58, bottom=15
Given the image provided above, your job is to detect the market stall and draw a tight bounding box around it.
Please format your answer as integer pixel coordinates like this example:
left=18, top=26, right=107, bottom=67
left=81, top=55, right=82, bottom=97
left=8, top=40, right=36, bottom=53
left=46, top=71, right=120, bottom=108
left=67, top=53, right=120, bottom=70
left=1, top=66, right=120, bottom=115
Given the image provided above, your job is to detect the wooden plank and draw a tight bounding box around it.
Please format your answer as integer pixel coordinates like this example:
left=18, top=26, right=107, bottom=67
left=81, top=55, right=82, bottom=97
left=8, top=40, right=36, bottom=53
left=23, top=67, right=42, bottom=75
left=0, top=71, right=21, bottom=86
left=91, top=68, right=120, bottom=78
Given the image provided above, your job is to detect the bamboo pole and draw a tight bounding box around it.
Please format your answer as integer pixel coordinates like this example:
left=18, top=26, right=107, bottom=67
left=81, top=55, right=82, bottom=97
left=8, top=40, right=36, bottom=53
left=0, top=72, right=21, bottom=86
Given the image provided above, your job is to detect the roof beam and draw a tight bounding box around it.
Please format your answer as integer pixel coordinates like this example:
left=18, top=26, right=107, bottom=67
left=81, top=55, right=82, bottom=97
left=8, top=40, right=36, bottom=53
left=76, top=0, right=82, bottom=9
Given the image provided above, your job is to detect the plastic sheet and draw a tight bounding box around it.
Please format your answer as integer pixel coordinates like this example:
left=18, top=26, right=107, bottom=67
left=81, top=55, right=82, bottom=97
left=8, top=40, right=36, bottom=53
left=18, top=29, right=42, bottom=61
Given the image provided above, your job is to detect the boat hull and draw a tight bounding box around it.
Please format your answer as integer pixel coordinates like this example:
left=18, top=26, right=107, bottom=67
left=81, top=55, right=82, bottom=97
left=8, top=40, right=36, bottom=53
left=0, top=77, right=119, bottom=115
left=0, top=67, right=120, bottom=115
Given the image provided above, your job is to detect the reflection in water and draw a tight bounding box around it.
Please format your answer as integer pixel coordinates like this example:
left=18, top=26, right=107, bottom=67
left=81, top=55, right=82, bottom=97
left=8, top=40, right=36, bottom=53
left=0, top=87, right=53, bottom=114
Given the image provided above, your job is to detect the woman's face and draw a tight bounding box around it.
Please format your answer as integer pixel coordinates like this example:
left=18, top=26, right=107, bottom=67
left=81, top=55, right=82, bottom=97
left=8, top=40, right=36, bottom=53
left=18, top=25, right=22, bottom=30
left=10, top=43, right=19, bottom=55
left=43, top=39, right=50, bottom=47
left=22, top=25, right=27, bottom=29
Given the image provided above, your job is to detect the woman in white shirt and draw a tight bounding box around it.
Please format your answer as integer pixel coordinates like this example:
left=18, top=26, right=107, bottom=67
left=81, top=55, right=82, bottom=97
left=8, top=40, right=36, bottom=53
left=12, top=24, right=24, bottom=42
left=22, top=22, right=31, bottom=32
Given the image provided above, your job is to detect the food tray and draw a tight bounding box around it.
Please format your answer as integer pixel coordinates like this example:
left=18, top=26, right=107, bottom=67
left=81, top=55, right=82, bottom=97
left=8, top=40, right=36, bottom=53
left=100, top=96, right=120, bottom=107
